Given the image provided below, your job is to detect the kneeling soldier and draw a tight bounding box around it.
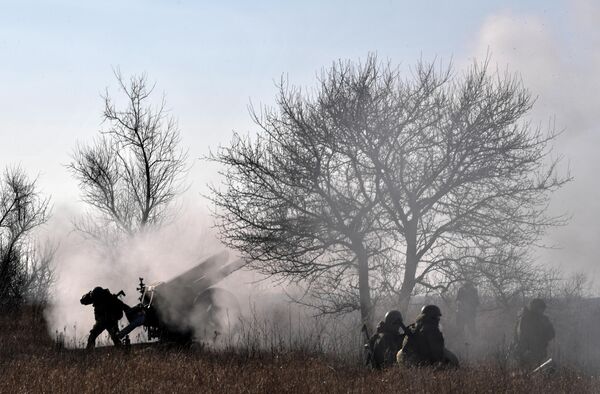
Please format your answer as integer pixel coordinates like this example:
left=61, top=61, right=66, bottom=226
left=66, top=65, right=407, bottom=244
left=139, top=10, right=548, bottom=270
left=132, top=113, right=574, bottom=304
left=370, top=310, right=406, bottom=369
left=398, top=305, right=458, bottom=368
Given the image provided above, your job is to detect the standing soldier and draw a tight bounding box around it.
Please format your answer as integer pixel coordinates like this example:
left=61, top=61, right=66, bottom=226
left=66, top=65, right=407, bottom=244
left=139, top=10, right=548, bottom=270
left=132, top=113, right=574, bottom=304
left=80, top=287, right=129, bottom=349
left=398, top=305, right=459, bottom=368
left=514, top=298, right=555, bottom=368
left=368, top=310, right=406, bottom=369
left=456, top=281, right=479, bottom=338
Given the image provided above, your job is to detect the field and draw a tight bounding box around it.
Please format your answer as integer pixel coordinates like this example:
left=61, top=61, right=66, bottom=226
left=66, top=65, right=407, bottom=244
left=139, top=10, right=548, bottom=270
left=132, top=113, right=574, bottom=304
left=1, top=307, right=598, bottom=393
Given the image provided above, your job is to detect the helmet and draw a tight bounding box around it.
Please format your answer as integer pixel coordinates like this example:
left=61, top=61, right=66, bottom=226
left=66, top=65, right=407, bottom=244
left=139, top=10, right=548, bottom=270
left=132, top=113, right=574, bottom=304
left=529, top=298, right=546, bottom=312
left=91, top=287, right=105, bottom=300
left=420, top=305, right=442, bottom=317
left=384, top=310, right=403, bottom=325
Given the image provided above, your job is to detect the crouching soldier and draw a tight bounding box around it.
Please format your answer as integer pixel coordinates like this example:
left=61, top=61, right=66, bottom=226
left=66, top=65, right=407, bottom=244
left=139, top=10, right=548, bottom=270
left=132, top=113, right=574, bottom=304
left=80, top=287, right=130, bottom=349
left=368, top=310, right=406, bottom=369
left=397, top=305, right=459, bottom=368
left=514, top=298, right=555, bottom=368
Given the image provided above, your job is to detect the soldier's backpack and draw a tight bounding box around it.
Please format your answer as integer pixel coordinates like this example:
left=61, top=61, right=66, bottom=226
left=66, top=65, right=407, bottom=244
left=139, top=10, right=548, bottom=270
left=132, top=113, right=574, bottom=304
left=97, top=288, right=126, bottom=321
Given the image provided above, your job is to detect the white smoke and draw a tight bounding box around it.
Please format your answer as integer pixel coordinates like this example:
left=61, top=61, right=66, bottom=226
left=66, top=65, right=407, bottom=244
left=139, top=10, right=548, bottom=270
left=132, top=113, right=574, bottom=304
left=40, top=198, right=266, bottom=346
left=467, top=2, right=600, bottom=285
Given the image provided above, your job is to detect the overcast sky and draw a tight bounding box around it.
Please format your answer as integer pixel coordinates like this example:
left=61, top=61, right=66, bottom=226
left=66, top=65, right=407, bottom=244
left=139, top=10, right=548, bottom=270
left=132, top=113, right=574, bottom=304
left=1, top=0, right=598, bottom=281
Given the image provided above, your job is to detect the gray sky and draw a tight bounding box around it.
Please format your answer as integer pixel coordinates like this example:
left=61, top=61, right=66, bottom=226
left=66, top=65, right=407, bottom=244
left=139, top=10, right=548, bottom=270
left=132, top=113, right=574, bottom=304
left=1, top=0, right=598, bottom=281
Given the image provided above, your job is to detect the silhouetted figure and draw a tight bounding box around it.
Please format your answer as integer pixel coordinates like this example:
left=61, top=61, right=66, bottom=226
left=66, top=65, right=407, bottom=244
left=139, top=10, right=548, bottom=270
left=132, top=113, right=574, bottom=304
left=398, top=305, right=459, bottom=368
left=456, top=282, right=479, bottom=338
left=80, top=287, right=129, bottom=349
left=369, top=310, right=406, bottom=369
left=514, top=298, right=555, bottom=368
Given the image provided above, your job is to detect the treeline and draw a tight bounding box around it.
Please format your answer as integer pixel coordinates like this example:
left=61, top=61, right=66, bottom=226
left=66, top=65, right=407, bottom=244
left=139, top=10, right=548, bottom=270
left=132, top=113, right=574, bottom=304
left=0, top=168, right=52, bottom=310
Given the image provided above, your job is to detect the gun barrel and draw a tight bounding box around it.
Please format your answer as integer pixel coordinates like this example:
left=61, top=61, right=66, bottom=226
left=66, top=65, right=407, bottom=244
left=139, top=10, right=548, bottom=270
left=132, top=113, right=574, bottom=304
left=149, top=253, right=247, bottom=326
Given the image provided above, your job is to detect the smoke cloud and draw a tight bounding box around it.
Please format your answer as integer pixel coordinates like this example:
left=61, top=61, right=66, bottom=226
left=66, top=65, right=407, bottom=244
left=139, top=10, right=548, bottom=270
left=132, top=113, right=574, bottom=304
left=40, top=199, right=269, bottom=346
left=468, top=1, right=600, bottom=284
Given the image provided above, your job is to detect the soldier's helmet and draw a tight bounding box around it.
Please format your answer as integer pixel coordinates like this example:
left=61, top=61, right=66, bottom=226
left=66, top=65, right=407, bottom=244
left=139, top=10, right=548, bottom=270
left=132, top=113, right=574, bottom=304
left=529, top=298, right=546, bottom=313
left=384, top=310, right=403, bottom=326
left=91, top=286, right=104, bottom=300
left=421, top=304, right=442, bottom=317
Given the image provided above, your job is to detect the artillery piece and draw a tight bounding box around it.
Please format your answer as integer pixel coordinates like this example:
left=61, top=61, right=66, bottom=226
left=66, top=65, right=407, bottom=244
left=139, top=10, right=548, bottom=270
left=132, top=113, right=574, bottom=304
left=130, top=251, right=244, bottom=344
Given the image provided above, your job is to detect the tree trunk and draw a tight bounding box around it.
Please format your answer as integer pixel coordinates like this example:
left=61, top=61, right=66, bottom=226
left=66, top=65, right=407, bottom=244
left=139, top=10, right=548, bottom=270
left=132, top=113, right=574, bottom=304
left=398, top=219, right=418, bottom=313
left=354, top=240, right=372, bottom=328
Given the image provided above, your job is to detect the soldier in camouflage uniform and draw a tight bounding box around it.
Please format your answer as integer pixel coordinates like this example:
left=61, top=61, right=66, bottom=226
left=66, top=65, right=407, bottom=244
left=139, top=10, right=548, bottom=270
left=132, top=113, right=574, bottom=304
left=80, top=287, right=129, bottom=349
left=398, top=305, right=459, bottom=368
left=369, top=310, right=405, bottom=369
left=514, top=298, right=555, bottom=368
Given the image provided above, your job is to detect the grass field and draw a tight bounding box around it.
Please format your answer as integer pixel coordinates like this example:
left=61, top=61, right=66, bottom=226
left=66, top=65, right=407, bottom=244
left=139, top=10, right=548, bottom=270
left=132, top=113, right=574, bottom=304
left=1, top=307, right=598, bottom=393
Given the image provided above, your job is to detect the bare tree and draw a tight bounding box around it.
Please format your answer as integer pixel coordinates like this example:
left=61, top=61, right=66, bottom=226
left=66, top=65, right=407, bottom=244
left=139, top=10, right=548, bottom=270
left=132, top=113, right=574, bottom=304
left=20, top=241, right=57, bottom=307
left=0, top=167, right=51, bottom=310
left=209, top=90, right=387, bottom=323
left=69, top=71, right=188, bottom=239
left=346, top=57, right=570, bottom=310
left=211, top=54, right=569, bottom=322
left=436, top=245, right=560, bottom=310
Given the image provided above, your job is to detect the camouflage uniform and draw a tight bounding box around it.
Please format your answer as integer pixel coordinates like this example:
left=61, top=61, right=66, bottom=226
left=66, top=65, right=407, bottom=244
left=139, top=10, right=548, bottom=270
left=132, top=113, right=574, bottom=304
left=80, top=287, right=129, bottom=349
left=398, top=305, right=458, bottom=368
left=514, top=299, right=555, bottom=368
left=371, top=313, right=405, bottom=369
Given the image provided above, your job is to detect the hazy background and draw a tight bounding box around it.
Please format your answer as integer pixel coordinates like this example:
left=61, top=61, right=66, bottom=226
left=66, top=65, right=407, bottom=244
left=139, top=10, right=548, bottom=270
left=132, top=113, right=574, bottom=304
left=1, top=0, right=598, bottom=290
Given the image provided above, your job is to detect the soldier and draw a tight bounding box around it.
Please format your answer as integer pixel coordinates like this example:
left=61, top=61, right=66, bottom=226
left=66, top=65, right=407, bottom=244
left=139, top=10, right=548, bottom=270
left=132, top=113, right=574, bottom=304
left=369, top=310, right=406, bottom=369
left=514, top=298, right=555, bottom=368
left=456, top=281, right=479, bottom=338
left=398, top=305, right=459, bottom=368
left=80, top=287, right=129, bottom=349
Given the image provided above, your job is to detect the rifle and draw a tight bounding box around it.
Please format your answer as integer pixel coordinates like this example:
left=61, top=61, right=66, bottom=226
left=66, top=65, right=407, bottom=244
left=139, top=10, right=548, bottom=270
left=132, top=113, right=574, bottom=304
left=531, top=358, right=555, bottom=375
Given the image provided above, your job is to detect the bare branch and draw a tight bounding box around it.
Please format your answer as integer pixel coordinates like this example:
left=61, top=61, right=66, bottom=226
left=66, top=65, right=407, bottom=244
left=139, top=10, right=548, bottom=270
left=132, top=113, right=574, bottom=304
left=68, top=72, right=189, bottom=242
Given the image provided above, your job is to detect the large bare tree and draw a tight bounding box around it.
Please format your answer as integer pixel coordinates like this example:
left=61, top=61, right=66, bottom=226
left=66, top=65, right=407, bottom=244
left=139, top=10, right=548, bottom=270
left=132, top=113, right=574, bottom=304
left=356, top=58, right=569, bottom=310
left=209, top=90, right=387, bottom=323
left=211, top=55, right=568, bottom=321
left=0, top=167, right=52, bottom=310
left=69, top=71, right=188, bottom=239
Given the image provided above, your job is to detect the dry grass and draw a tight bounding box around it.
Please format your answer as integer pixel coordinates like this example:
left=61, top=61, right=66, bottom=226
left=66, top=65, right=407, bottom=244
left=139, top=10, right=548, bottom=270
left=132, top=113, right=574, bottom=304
left=1, top=307, right=598, bottom=393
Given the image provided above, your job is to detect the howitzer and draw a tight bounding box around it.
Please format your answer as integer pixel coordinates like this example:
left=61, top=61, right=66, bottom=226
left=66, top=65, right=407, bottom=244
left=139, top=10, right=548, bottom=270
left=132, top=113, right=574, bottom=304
left=128, top=251, right=246, bottom=344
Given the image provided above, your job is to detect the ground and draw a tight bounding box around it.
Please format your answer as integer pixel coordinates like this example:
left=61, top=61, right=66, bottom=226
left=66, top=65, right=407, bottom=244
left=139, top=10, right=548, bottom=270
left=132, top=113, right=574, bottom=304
left=1, top=307, right=598, bottom=393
